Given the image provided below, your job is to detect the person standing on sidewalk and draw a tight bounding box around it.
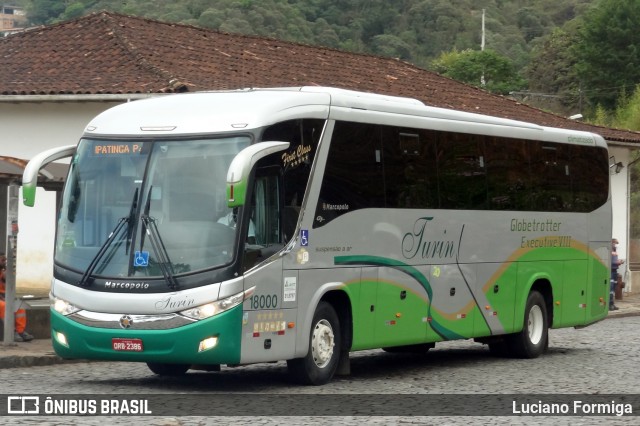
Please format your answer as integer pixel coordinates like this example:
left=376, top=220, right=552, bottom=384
left=611, top=239, right=624, bottom=311
left=0, top=253, right=34, bottom=342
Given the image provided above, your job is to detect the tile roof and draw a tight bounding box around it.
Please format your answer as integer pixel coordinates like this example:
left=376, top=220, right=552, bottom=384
left=0, top=156, right=66, bottom=187
left=2, top=11, right=640, bottom=144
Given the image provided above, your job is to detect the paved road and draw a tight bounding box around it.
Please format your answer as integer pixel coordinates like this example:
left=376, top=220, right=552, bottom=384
left=1, top=316, right=639, bottom=425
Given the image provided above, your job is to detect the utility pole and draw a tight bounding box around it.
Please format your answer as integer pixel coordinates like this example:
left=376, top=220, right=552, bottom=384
left=481, top=9, right=485, bottom=52
left=2, top=184, right=18, bottom=344
left=480, top=9, right=486, bottom=87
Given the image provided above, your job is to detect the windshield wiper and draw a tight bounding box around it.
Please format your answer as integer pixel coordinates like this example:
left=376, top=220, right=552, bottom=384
left=139, top=188, right=178, bottom=290
left=78, top=188, right=139, bottom=287
left=139, top=186, right=152, bottom=254
left=125, top=187, right=140, bottom=255
left=141, top=213, right=179, bottom=290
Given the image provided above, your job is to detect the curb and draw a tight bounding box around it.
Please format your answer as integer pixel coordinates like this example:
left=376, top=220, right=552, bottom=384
left=606, top=311, right=640, bottom=319
left=0, top=354, right=85, bottom=369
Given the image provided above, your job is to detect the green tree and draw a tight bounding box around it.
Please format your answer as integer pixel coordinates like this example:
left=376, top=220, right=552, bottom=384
left=27, top=0, right=66, bottom=25
left=611, top=85, right=640, bottom=130
left=370, top=34, right=413, bottom=61
left=575, top=0, right=640, bottom=111
left=197, top=9, right=225, bottom=29
left=590, top=104, right=611, bottom=127
left=432, top=49, right=527, bottom=95
left=525, top=25, right=581, bottom=114
left=407, top=0, right=471, bottom=60
left=60, top=3, right=86, bottom=22
left=516, top=7, right=545, bottom=42
left=312, top=18, right=340, bottom=48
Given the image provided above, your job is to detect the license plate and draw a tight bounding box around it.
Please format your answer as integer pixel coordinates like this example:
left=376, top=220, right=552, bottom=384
left=112, top=338, right=143, bottom=352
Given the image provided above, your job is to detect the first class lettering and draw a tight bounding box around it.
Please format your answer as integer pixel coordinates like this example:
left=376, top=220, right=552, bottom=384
left=94, top=143, right=143, bottom=155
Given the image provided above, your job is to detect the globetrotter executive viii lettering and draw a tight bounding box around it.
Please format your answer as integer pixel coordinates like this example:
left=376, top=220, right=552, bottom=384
left=510, top=218, right=561, bottom=232
left=510, top=218, right=572, bottom=249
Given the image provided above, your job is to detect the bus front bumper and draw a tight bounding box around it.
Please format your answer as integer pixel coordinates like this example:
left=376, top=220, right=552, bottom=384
left=50, top=306, right=242, bottom=365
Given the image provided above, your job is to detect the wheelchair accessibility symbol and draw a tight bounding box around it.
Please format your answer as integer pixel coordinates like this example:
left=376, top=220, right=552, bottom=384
left=134, top=251, right=149, bottom=267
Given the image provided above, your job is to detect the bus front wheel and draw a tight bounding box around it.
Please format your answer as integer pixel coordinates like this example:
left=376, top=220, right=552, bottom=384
left=508, top=290, right=548, bottom=358
left=146, top=362, right=190, bottom=376
left=287, top=301, right=341, bottom=385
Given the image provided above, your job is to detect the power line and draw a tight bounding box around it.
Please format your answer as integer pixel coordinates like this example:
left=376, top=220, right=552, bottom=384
left=509, top=91, right=561, bottom=98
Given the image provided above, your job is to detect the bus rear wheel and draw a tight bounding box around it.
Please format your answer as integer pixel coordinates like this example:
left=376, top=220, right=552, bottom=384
left=287, top=301, right=341, bottom=385
left=507, top=290, right=548, bottom=358
left=146, top=362, right=190, bottom=376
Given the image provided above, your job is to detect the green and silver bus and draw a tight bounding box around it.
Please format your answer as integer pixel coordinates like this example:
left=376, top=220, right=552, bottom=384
left=23, top=87, right=611, bottom=385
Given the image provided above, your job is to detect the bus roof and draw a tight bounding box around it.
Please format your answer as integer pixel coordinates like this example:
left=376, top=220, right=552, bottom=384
left=83, top=87, right=606, bottom=148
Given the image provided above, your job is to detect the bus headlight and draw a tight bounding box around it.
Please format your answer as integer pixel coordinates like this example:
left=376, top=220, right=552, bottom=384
left=51, top=296, right=80, bottom=316
left=180, top=287, right=254, bottom=320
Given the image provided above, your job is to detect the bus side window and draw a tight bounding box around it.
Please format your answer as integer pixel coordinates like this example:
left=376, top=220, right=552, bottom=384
left=261, top=118, right=322, bottom=237
left=244, top=172, right=282, bottom=271
left=251, top=174, right=280, bottom=246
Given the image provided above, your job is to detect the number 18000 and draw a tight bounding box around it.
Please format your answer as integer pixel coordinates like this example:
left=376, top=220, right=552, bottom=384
left=249, top=294, right=277, bottom=310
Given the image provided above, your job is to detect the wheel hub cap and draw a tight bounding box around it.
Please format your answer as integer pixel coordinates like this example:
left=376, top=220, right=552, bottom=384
left=311, top=319, right=334, bottom=368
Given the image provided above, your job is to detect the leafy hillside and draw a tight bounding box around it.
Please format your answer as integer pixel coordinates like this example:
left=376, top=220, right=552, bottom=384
left=22, top=0, right=591, bottom=68
left=19, top=0, right=640, bottom=118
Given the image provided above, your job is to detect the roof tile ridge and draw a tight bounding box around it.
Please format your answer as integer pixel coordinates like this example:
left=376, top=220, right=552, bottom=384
left=98, top=11, right=191, bottom=93
left=91, top=11, right=461, bottom=77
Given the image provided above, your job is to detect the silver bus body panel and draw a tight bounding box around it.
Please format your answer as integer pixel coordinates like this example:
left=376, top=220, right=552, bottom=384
left=51, top=276, right=245, bottom=315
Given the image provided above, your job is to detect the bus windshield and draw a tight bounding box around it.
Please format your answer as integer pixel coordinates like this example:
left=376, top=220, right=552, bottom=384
left=56, top=136, right=251, bottom=279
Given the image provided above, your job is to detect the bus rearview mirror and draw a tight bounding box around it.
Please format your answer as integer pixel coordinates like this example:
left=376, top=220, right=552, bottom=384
left=226, top=141, right=289, bottom=207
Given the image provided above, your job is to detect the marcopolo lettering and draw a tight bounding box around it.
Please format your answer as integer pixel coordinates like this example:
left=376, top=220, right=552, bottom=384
left=105, top=281, right=150, bottom=290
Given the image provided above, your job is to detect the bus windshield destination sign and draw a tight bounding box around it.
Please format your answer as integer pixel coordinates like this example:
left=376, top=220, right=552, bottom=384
left=93, top=142, right=144, bottom=156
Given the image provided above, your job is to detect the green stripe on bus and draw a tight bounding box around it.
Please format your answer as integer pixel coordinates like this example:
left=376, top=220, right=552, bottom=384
left=335, top=255, right=465, bottom=340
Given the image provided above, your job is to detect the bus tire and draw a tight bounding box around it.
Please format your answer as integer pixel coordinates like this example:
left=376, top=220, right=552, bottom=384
left=507, top=290, right=548, bottom=358
left=146, top=362, right=190, bottom=376
left=287, top=301, right=341, bottom=385
left=487, top=339, right=512, bottom=357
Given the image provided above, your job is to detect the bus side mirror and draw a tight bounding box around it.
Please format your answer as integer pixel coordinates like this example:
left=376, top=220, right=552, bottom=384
left=22, top=145, right=76, bottom=207
left=226, top=141, right=289, bottom=207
